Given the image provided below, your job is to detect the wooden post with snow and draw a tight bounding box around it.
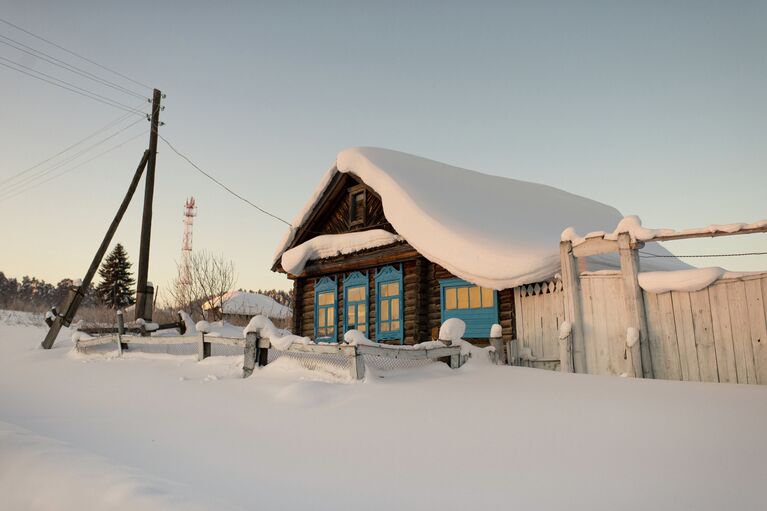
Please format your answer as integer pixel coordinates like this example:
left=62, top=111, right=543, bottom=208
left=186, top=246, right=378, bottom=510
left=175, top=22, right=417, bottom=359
left=560, top=241, right=586, bottom=373
left=197, top=332, right=211, bottom=362
left=624, top=327, right=642, bottom=377
left=243, top=331, right=259, bottom=378
left=489, top=324, right=506, bottom=365
left=349, top=348, right=366, bottom=380
left=617, top=233, right=651, bottom=378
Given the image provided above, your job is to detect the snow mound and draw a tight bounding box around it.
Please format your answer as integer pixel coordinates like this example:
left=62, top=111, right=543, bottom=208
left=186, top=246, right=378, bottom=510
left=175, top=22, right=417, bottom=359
left=244, top=315, right=311, bottom=350
left=638, top=267, right=726, bottom=294
left=438, top=318, right=466, bottom=342
left=0, top=420, right=235, bottom=511
left=275, top=147, right=674, bottom=289
left=343, top=329, right=378, bottom=346
left=283, top=230, right=403, bottom=275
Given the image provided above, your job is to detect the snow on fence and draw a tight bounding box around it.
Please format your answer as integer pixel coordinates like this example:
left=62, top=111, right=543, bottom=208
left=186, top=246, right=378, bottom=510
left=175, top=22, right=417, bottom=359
left=75, top=329, right=465, bottom=380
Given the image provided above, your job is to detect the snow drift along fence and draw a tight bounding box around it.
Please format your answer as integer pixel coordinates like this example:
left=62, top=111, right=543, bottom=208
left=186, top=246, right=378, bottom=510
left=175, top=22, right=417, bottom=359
left=75, top=331, right=465, bottom=380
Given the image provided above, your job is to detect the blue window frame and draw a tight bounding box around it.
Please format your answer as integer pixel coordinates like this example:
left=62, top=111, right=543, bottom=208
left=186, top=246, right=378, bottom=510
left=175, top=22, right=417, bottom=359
left=314, top=276, right=337, bottom=342
left=376, top=265, right=404, bottom=343
left=343, top=271, right=368, bottom=335
left=439, top=278, right=498, bottom=338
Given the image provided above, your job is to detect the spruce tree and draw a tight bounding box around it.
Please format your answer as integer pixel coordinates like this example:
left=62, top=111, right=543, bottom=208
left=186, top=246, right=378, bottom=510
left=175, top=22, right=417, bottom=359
left=96, top=243, right=136, bottom=309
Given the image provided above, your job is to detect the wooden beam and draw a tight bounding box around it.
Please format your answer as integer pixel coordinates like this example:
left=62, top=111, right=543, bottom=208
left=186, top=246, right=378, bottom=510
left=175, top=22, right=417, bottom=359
left=618, top=233, right=652, bottom=378
left=648, top=225, right=767, bottom=243
left=572, top=238, right=620, bottom=258
left=560, top=241, right=586, bottom=372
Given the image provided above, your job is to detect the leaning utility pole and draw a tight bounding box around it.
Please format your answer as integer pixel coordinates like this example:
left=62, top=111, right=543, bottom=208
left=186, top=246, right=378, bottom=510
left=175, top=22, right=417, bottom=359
left=41, top=151, right=150, bottom=349
left=135, top=88, right=162, bottom=321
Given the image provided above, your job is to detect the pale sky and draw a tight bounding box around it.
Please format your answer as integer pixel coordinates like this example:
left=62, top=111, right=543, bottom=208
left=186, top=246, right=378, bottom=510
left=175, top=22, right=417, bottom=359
left=0, top=1, right=765, bottom=298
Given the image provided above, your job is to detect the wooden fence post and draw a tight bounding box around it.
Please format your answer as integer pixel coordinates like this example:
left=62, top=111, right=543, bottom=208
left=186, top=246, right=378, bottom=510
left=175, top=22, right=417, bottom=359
left=243, top=331, right=259, bottom=377
left=115, top=309, right=124, bottom=356
left=624, top=327, right=642, bottom=378
left=559, top=332, right=574, bottom=373
left=617, top=233, right=652, bottom=378
left=560, top=241, right=586, bottom=373
left=197, top=332, right=211, bottom=361
left=349, top=347, right=365, bottom=380
left=489, top=327, right=506, bottom=365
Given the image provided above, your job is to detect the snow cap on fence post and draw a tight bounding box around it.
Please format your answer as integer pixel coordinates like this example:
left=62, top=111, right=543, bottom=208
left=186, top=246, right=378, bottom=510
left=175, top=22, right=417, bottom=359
left=195, top=320, right=211, bottom=334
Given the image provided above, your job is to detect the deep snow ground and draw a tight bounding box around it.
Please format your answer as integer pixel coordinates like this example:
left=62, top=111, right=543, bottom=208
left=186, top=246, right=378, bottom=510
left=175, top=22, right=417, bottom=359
left=1, top=311, right=765, bottom=511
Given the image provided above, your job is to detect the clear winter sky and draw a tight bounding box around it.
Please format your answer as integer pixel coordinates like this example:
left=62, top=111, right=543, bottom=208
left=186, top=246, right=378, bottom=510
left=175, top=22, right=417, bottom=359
left=0, top=1, right=765, bottom=297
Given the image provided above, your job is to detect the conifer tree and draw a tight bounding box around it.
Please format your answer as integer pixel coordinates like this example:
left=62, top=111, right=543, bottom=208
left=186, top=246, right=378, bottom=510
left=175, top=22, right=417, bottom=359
left=96, top=243, right=136, bottom=308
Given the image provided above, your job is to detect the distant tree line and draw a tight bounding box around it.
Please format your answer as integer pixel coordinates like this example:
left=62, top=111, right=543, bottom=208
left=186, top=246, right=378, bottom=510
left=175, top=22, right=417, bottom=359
left=0, top=243, right=136, bottom=312
left=0, top=272, right=98, bottom=310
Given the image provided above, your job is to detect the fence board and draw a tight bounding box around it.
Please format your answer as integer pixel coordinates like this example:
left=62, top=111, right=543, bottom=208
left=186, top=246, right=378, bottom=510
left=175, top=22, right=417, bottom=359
left=671, top=291, right=700, bottom=382
left=644, top=292, right=665, bottom=378
left=689, top=289, right=719, bottom=382
left=656, top=292, right=683, bottom=380
left=708, top=283, right=737, bottom=383
left=580, top=278, right=598, bottom=374
left=726, top=281, right=757, bottom=384
left=608, top=276, right=630, bottom=375
left=590, top=277, right=612, bottom=374
left=744, top=278, right=767, bottom=384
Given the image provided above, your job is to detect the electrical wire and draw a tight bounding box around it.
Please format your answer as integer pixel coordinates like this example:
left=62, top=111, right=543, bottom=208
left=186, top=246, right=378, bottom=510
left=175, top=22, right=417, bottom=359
left=0, top=16, right=152, bottom=91
left=0, top=57, right=147, bottom=115
left=0, top=129, right=149, bottom=203
left=0, top=34, right=148, bottom=100
left=158, top=135, right=294, bottom=228
left=640, top=251, right=767, bottom=258
left=0, top=104, right=147, bottom=187
left=0, top=117, right=147, bottom=197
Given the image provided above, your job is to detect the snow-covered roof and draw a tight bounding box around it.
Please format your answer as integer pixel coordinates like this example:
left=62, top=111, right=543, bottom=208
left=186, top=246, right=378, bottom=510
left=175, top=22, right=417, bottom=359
left=274, top=147, right=687, bottom=289
left=204, top=291, right=292, bottom=319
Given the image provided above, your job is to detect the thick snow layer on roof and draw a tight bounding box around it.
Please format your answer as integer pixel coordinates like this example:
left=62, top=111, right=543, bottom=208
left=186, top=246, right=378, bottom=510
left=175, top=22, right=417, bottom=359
left=205, top=291, right=291, bottom=319
left=282, top=229, right=403, bottom=275
left=274, top=147, right=686, bottom=288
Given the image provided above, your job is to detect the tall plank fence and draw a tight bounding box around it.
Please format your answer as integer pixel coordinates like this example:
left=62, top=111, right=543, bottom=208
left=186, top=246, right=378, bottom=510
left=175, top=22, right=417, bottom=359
left=514, top=225, right=767, bottom=385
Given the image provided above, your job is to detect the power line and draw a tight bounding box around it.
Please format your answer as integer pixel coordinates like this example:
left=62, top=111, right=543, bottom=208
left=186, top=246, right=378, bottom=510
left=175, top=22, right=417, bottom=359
left=0, top=57, right=147, bottom=115
left=1, top=116, right=147, bottom=192
left=0, top=116, right=147, bottom=197
left=0, top=34, right=148, bottom=100
left=0, top=129, right=149, bottom=203
left=0, top=16, right=152, bottom=91
left=640, top=251, right=767, bottom=258
left=158, top=135, right=293, bottom=228
left=0, top=105, right=145, bottom=187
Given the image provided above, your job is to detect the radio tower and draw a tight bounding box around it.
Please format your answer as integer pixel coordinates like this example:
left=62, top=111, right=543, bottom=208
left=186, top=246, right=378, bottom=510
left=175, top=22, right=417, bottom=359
left=180, top=197, right=197, bottom=286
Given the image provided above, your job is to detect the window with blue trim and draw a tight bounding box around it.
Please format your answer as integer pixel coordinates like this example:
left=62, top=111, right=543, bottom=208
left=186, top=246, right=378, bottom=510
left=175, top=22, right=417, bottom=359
left=343, top=271, right=368, bottom=334
left=314, top=277, right=337, bottom=341
left=376, top=265, right=403, bottom=342
left=440, top=278, right=498, bottom=338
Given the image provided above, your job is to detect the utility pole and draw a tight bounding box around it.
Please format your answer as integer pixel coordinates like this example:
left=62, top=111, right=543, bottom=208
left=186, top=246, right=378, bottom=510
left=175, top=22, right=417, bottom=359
left=135, top=88, right=162, bottom=321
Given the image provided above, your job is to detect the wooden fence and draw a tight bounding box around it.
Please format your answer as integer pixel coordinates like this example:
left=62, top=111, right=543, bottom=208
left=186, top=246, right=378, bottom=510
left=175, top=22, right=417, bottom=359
left=513, top=225, right=767, bottom=385
left=513, top=278, right=566, bottom=369
left=515, top=225, right=767, bottom=385
left=75, top=330, right=465, bottom=380
left=644, top=273, right=767, bottom=384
